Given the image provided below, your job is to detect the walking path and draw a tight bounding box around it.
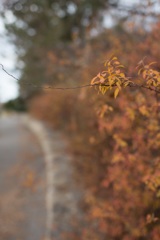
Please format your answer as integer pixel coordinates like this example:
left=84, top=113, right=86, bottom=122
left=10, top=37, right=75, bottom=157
left=0, top=113, right=83, bottom=240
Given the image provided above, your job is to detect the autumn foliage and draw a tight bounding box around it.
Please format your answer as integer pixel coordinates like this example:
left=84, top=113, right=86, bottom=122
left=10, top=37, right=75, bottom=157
left=27, top=20, right=160, bottom=240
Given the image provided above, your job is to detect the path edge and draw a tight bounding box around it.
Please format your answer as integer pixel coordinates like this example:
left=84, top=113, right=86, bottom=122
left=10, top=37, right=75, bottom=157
left=22, top=114, right=54, bottom=240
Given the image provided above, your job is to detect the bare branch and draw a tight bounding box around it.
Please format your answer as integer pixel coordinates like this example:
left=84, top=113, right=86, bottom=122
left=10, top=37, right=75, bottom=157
left=0, top=63, right=92, bottom=90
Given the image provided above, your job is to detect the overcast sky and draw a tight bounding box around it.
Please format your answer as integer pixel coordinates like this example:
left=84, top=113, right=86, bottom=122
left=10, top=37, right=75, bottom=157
left=0, top=16, right=18, bottom=103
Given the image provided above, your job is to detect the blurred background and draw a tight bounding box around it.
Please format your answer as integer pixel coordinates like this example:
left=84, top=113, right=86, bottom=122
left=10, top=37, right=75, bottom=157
left=1, top=0, right=160, bottom=239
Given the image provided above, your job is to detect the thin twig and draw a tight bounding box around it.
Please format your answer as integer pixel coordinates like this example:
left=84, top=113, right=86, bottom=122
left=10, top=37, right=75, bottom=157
left=0, top=63, right=92, bottom=90
left=0, top=63, right=19, bottom=81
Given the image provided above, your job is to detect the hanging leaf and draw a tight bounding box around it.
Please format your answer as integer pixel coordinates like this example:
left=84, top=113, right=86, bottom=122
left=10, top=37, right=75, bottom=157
left=114, top=88, right=120, bottom=98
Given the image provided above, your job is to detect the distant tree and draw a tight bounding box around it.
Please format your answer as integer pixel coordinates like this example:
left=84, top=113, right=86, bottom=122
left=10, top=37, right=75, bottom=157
left=3, top=97, right=27, bottom=112
left=2, top=0, right=120, bottom=97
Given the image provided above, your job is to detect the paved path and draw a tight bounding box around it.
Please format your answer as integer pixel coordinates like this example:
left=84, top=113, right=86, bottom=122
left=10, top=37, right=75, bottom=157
left=0, top=114, right=46, bottom=240
left=0, top=113, right=84, bottom=240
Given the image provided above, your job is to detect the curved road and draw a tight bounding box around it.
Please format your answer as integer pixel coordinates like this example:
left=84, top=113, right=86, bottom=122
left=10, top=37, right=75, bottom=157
left=0, top=114, right=46, bottom=240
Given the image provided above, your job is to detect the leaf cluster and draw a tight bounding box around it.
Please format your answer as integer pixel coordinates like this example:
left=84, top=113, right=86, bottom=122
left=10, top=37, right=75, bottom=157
left=91, top=56, right=160, bottom=98
left=91, top=56, right=130, bottom=98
